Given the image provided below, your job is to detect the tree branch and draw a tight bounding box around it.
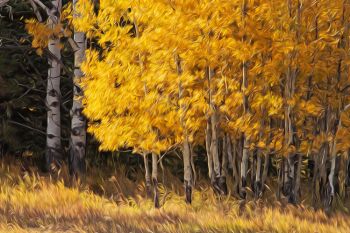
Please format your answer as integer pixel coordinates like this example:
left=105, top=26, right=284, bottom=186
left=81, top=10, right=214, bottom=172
left=28, top=0, right=43, bottom=22
left=7, top=120, right=46, bottom=135
left=31, top=0, right=51, bottom=17
left=0, top=0, right=9, bottom=8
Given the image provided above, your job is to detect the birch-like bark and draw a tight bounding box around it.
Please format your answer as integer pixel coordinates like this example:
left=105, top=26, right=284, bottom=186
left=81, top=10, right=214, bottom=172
left=69, top=0, right=87, bottom=178
left=255, top=149, right=262, bottom=198
left=190, top=145, right=197, bottom=187
left=281, top=0, right=301, bottom=204
left=183, top=139, right=192, bottom=203
left=206, top=119, right=213, bottom=181
left=240, top=59, right=250, bottom=199
left=240, top=0, right=250, bottom=197
left=152, top=153, right=159, bottom=208
left=327, top=138, right=338, bottom=209
left=143, top=153, right=152, bottom=198
left=207, top=67, right=224, bottom=194
left=176, top=55, right=193, bottom=203
left=45, top=0, right=62, bottom=172
left=283, top=62, right=296, bottom=202
left=326, top=0, right=350, bottom=208
left=319, top=142, right=329, bottom=201
left=210, top=109, right=222, bottom=193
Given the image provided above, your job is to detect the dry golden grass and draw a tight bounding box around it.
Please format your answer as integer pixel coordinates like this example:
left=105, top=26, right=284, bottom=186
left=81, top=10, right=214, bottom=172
left=0, top=162, right=349, bottom=233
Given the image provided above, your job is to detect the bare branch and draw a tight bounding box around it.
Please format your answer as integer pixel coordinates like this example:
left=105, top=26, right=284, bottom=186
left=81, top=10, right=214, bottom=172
left=31, top=0, right=51, bottom=16
left=28, top=0, right=43, bottom=22
left=67, top=37, right=79, bottom=51
left=0, top=0, right=9, bottom=8
left=8, top=120, right=46, bottom=135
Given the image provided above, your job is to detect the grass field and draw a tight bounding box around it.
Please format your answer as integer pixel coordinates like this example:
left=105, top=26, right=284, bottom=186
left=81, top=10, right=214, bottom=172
left=0, top=162, right=350, bottom=233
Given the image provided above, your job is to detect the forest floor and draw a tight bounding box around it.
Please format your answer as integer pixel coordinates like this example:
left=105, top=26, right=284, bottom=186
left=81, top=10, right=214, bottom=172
left=0, top=161, right=350, bottom=233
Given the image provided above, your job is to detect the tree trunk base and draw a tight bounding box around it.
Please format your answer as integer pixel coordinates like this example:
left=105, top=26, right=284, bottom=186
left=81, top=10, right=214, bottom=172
left=218, top=176, right=228, bottom=195
left=152, top=178, right=160, bottom=208
left=254, top=181, right=262, bottom=198
left=185, top=182, right=192, bottom=204
left=240, top=177, right=247, bottom=199
left=146, top=184, right=152, bottom=199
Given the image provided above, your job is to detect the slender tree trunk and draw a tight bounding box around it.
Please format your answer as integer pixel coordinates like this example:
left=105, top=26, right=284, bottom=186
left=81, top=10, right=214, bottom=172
left=183, top=139, right=193, bottom=203
left=176, top=55, right=193, bottom=203
left=220, top=134, right=228, bottom=195
left=227, top=135, right=234, bottom=170
left=319, top=142, right=329, bottom=202
left=152, top=153, right=159, bottom=208
left=207, top=67, right=224, bottom=194
left=46, top=0, right=62, bottom=172
left=312, top=152, right=319, bottom=208
left=206, top=119, right=214, bottom=182
left=239, top=0, right=250, bottom=200
left=326, top=116, right=341, bottom=209
left=190, top=145, right=197, bottom=187
left=261, top=152, right=270, bottom=193
left=228, top=136, right=240, bottom=195
left=346, top=149, right=350, bottom=187
left=327, top=155, right=337, bottom=209
left=294, top=154, right=302, bottom=203
left=255, top=149, right=262, bottom=198
left=210, top=111, right=222, bottom=194
left=277, top=157, right=285, bottom=200
left=240, top=135, right=249, bottom=198
left=287, top=155, right=296, bottom=203
left=282, top=157, right=289, bottom=196
left=143, top=153, right=152, bottom=198
left=69, top=0, right=87, bottom=178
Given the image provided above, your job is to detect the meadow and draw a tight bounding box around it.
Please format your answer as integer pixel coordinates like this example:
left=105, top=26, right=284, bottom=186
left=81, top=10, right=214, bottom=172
left=0, top=161, right=349, bottom=233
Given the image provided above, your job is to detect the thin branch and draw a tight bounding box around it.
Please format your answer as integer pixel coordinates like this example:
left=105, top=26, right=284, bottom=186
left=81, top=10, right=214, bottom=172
left=344, top=103, right=350, bottom=112
left=7, top=120, right=46, bottom=135
left=31, top=0, right=51, bottom=17
left=28, top=0, right=43, bottom=22
left=67, top=36, right=79, bottom=51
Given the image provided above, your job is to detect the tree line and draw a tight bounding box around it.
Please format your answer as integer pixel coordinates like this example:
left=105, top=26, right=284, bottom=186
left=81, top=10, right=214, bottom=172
left=2, top=0, right=350, bottom=211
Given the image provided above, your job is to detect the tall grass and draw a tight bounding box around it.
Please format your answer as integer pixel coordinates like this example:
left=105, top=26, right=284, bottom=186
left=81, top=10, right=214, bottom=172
left=0, top=162, right=349, bottom=233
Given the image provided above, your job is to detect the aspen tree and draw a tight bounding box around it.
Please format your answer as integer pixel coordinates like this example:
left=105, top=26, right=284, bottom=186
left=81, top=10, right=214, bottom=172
left=26, top=0, right=63, bottom=172
left=69, top=0, right=87, bottom=178
left=70, top=0, right=350, bottom=208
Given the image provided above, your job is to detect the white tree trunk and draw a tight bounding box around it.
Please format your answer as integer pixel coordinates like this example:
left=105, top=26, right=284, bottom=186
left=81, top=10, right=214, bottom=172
left=206, top=119, right=213, bottom=181
left=46, top=0, right=62, bottom=172
left=183, top=139, right=192, bottom=203
left=240, top=135, right=249, bottom=198
left=210, top=112, right=220, bottom=182
left=176, top=55, right=193, bottom=203
left=69, top=0, right=87, bottom=177
left=255, top=149, right=262, bottom=198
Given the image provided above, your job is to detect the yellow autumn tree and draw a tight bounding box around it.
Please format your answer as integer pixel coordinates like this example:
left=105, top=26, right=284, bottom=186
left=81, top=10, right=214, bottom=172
left=72, top=0, right=350, bottom=209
